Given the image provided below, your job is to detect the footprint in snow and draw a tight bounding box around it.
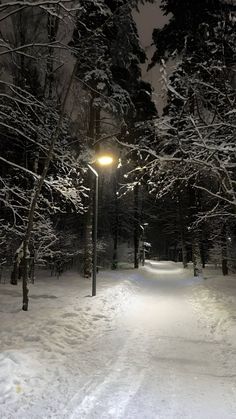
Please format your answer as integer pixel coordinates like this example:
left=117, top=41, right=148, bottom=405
left=24, top=335, right=41, bottom=342
left=92, top=314, right=108, bottom=321
left=62, top=312, right=77, bottom=318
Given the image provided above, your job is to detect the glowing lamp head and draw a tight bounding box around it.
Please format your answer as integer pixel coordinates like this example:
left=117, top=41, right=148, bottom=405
left=96, top=155, right=114, bottom=166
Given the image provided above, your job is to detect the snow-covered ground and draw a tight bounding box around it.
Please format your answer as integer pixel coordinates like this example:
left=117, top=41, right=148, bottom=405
left=0, top=261, right=236, bottom=418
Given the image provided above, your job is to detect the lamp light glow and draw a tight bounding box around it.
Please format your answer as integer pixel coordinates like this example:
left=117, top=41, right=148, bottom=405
left=97, top=155, right=114, bottom=166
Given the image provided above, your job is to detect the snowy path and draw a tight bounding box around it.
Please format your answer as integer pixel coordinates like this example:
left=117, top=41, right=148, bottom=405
left=0, top=261, right=236, bottom=418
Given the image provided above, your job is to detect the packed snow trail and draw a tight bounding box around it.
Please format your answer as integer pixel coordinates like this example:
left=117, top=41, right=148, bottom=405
left=0, top=261, right=236, bottom=418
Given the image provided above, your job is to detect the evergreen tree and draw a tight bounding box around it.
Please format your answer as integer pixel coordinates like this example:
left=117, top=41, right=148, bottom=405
left=143, top=0, right=236, bottom=273
left=71, top=0, right=157, bottom=274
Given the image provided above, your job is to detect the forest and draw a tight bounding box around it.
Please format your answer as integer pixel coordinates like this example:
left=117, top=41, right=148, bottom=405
left=0, top=0, right=236, bottom=310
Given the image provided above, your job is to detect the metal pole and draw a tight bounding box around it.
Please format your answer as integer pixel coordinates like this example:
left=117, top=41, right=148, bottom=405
left=142, top=230, right=145, bottom=266
left=140, top=225, right=144, bottom=266
left=88, top=165, right=98, bottom=297
left=141, top=223, right=148, bottom=266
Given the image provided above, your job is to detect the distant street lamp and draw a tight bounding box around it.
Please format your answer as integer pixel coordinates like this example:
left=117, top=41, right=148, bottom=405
left=140, top=222, right=149, bottom=266
left=88, top=154, right=114, bottom=297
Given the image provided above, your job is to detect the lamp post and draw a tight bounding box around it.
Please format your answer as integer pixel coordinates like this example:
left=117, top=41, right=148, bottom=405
left=87, top=165, right=98, bottom=296
left=140, top=222, right=149, bottom=266
left=88, top=154, right=114, bottom=296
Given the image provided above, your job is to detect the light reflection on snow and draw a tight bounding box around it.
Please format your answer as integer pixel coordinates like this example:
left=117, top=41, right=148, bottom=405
left=148, top=261, right=169, bottom=265
left=1, top=263, right=236, bottom=417
left=144, top=261, right=183, bottom=275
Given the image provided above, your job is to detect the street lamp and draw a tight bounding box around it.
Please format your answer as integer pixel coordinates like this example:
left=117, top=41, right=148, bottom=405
left=97, top=155, right=113, bottom=166
left=88, top=154, right=114, bottom=296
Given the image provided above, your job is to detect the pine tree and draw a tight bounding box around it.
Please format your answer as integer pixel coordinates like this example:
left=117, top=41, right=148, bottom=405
left=71, top=0, right=157, bottom=274
left=145, top=0, right=236, bottom=274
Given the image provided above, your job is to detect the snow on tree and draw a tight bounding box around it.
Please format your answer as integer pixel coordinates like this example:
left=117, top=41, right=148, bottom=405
left=132, top=0, right=236, bottom=272
left=69, top=0, right=157, bottom=275
left=0, top=1, right=91, bottom=309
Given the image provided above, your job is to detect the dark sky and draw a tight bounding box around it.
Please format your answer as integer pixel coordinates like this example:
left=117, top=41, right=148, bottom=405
left=133, top=1, right=168, bottom=47
left=133, top=1, right=172, bottom=115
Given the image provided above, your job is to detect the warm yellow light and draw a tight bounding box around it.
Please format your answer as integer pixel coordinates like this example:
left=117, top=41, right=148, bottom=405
left=97, top=155, right=114, bottom=166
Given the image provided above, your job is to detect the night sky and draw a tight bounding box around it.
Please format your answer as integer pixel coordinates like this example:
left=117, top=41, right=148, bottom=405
left=133, top=1, right=173, bottom=114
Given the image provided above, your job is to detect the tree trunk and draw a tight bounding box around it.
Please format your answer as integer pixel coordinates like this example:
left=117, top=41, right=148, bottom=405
left=192, top=234, right=202, bottom=277
left=181, top=234, right=188, bottom=268
left=83, top=199, right=93, bottom=278
left=83, top=96, right=96, bottom=278
left=112, top=176, right=119, bottom=270
left=174, top=243, right=178, bottom=262
left=45, top=13, right=59, bottom=99
left=179, top=213, right=188, bottom=268
left=188, top=185, right=202, bottom=277
left=10, top=258, right=19, bottom=285
left=221, top=223, right=229, bottom=276
left=22, top=242, right=29, bottom=311
left=200, top=241, right=206, bottom=269
left=133, top=183, right=140, bottom=269
left=178, top=197, right=188, bottom=268
left=19, top=61, right=79, bottom=311
left=112, top=226, right=118, bottom=270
